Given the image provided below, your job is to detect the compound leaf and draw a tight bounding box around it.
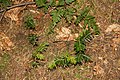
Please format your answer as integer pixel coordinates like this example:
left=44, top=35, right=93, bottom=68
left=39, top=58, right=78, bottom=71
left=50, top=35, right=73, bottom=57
left=36, top=42, right=49, bottom=53
left=36, top=54, right=45, bottom=60
left=58, top=0, right=65, bottom=6
left=35, top=0, right=46, bottom=7
left=65, top=0, right=74, bottom=4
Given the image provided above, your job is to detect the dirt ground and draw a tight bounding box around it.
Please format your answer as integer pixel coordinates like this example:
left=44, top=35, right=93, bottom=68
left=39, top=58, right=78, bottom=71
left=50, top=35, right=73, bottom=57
left=0, top=0, right=120, bottom=80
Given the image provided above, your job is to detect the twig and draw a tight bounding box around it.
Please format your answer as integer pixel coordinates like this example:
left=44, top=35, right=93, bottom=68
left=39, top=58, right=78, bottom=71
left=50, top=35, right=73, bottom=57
left=0, top=2, right=35, bottom=13
left=0, top=10, right=6, bottom=22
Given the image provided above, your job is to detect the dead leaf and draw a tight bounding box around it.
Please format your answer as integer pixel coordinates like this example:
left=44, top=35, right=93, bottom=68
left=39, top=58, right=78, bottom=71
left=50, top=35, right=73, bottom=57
left=33, top=11, right=45, bottom=19
left=29, top=10, right=40, bottom=14
left=93, top=64, right=104, bottom=75
left=112, top=37, right=120, bottom=51
left=55, top=27, right=78, bottom=41
left=0, top=32, right=14, bottom=50
left=112, top=38, right=120, bottom=44
left=4, top=3, right=27, bottom=22
left=105, top=24, right=120, bottom=32
left=12, top=0, right=24, bottom=4
left=103, top=59, right=108, bottom=65
left=5, top=7, right=20, bottom=21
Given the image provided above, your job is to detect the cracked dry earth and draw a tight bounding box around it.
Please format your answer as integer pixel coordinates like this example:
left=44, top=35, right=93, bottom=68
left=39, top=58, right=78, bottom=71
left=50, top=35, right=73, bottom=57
left=0, top=0, right=120, bottom=80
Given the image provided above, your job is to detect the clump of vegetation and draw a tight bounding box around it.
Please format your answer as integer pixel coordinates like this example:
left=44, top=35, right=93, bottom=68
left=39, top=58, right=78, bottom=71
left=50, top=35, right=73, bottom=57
left=46, top=2, right=99, bottom=69
left=0, top=0, right=11, bottom=8
left=28, top=0, right=100, bottom=69
left=24, top=15, right=36, bottom=29
left=31, top=42, right=49, bottom=67
left=0, top=53, right=10, bottom=71
left=48, top=52, right=76, bottom=69
left=28, top=34, right=38, bottom=46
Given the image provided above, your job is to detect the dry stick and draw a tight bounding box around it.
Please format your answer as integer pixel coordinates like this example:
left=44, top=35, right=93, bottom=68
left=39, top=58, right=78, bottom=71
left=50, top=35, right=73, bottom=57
left=0, top=2, right=35, bottom=13
left=0, top=10, right=6, bottom=22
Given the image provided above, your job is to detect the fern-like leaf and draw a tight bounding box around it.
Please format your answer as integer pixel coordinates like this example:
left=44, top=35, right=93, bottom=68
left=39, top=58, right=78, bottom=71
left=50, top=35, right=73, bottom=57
left=51, top=9, right=65, bottom=26
left=35, top=42, right=49, bottom=53
left=74, top=30, right=91, bottom=53
left=65, top=0, right=75, bottom=4
left=75, top=54, right=90, bottom=63
left=75, top=7, right=90, bottom=25
left=24, top=16, right=35, bottom=29
left=48, top=61, right=56, bottom=69
left=0, top=0, right=11, bottom=7
left=58, top=0, right=65, bottom=6
left=35, top=0, right=46, bottom=7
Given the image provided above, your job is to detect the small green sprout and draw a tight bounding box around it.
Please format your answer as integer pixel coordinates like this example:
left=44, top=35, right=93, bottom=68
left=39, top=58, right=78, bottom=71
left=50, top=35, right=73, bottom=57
left=24, top=16, right=35, bottom=29
left=28, top=34, right=38, bottom=46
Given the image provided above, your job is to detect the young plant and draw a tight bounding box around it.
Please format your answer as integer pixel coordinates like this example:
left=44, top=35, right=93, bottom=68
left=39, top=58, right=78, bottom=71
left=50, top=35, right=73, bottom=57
left=0, top=0, right=11, bottom=8
left=33, top=0, right=100, bottom=69
left=35, top=0, right=47, bottom=7
left=75, top=7, right=90, bottom=25
left=28, top=34, right=38, bottom=46
left=32, top=42, right=49, bottom=59
left=0, top=53, right=10, bottom=70
left=35, top=0, right=75, bottom=7
left=74, top=7, right=100, bottom=64
left=50, top=8, right=65, bottom=26
left=48, top=52, right=76, bottom=70
left=32, top=42, right=49, bottom=67
left=35, top=0, right=75, bottom=29
left=31, top=61, right=40, bottom=68
left=48, top=6, right=100, bottom=70
left=24, top=15, right=36, bottom=29
left=34, top=42, right=49, bottom=53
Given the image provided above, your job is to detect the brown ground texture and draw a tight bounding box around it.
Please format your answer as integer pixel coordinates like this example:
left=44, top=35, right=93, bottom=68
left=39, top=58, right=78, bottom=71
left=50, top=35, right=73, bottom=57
left=0, top=0, right=120, bottom=80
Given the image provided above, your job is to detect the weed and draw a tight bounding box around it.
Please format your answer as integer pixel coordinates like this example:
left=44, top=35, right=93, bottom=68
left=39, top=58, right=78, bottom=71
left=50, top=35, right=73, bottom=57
left=75, top=7, right=90, bottom=25
left=51, top=8, right=65, bottom=26
left=24, top=15, right=36, bottom=29
left=48, top=52, right=76, bottom=69
left=31, top=61, right=40, bottom=68
left=64, top=8, right=76, bottom=24
left=48, top=5, right=99, bottom=69
left=33, top=0, right=100, bottom=69
left=28, top=34, right=38, bottom=46
left=35, top=0, right=76, bottom=31
left=0, top=0, right=11, bottom=8
left=111, top=0, right=119, bottom=2
left=0, top=53, right=10, bottom=70
left=35, top=0, right=46, bottom=7
left=33, top=42, right=49, bottom=53
left=31, top=42, right=49, bottom=67
left=48, top=61, right=56, bottom=70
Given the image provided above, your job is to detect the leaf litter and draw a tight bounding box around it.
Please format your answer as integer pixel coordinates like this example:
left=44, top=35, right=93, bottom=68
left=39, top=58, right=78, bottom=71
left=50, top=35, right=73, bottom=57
left=0, top=32, right=14, bottom=50
left=55, top=27, right=79, bottom=41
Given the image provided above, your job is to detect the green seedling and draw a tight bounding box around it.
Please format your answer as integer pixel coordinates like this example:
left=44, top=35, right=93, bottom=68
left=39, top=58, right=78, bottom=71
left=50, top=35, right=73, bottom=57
left=33, top=0, right=100, bottom=69
left=32, top=42, right=49, bottom=58
left=31, top=42, right=49, bottom=67
left=24, top=15, right=35, bottom=29
left=32, top=53, right=45, bottom=60
left=0, top=0, right=11, bottom=8
left=48, top=52, right=77, bottom=70
left=31, top=61, right=39, bottom=68
left=0, top=53, right=10, bottom=70
left=35, top=42, right=49, bottom=53
left=28, top=34, right=38, bottom=46
left=48, top=5, right=99, bottom=69
left=48, top=61, right=56, bottom=70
